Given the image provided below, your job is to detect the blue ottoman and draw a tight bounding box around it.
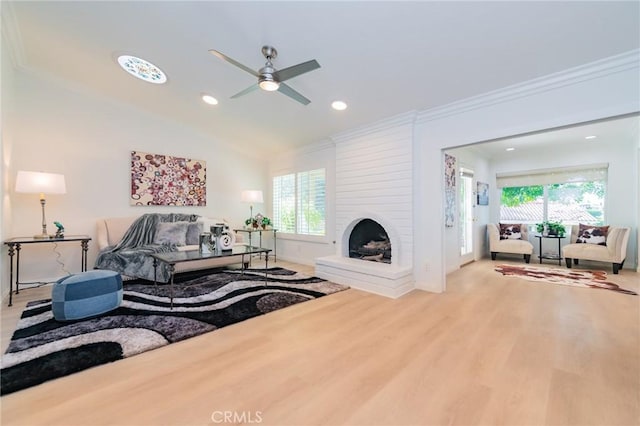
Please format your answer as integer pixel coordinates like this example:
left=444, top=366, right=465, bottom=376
left=52, top=270, right=123, bottom=321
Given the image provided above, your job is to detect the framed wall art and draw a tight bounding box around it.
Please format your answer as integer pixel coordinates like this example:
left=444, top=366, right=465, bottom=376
left=130, top=150, right=206, bottom=206
left=444, top=153, right=456, bottom=227
left=477, top=181, right=489, bottom=206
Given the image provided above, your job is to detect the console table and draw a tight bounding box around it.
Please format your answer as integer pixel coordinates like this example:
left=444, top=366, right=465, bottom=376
left=535, top=235, right=564, bottom=266
left=4, top=235, right=91, bottom=306
left=234, top=228, right=277, bottom=263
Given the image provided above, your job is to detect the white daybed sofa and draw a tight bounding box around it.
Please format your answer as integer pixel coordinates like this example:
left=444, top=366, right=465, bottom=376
left=96, top=215, right=246, bottom=280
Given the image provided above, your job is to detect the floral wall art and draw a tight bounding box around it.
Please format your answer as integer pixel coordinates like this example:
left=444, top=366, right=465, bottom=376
left=130, top=150, right=206, bottom=206
left=444, top=153, right=456, bottom=227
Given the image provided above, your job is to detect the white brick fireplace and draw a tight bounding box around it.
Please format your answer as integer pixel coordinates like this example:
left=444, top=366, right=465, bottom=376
left=315, top=113, right=415, bottom=298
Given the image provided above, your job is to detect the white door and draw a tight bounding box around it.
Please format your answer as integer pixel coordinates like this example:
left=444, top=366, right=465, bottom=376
left=459, top=168, right=475, bottom=265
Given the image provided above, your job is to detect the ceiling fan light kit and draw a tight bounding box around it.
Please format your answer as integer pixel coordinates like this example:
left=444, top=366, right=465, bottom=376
left=209, top=45, right=320, bottom=105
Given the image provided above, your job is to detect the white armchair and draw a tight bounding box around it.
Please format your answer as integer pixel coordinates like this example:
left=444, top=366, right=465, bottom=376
left=487, top=223, right=534, bottom=263
left=563, top=226, right=630, bottom=274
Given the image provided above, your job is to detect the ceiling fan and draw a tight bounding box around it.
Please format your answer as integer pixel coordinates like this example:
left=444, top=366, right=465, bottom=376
left=209, top=45, right=320, bottom=105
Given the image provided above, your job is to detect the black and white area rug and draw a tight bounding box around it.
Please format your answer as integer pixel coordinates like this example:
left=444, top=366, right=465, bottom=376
left=1, top=268, right=348, bottom=395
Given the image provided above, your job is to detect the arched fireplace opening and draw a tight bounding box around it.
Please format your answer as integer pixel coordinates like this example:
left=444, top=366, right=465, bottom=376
left=348, top=219, right=391, bottom=263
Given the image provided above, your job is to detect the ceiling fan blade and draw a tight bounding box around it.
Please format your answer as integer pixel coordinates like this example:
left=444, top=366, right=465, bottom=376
left=230, top=84, right=259, bottom=99
left=273, top=60, right=320, bottom=82
left=277, top=83, right=311, bottom=105
left=209, top=49, right=259, bottom=77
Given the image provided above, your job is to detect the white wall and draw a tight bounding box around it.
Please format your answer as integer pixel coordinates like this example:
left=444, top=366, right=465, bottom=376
left=268, top=141, right=336, bottom=266
left=444, top=147, right=491, bottom=273
left=3, top=69, right=266, bottom=295
left=414, top=50, right=639, bottom=292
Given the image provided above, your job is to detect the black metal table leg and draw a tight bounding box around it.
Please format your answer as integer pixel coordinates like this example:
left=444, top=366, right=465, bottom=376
left=169, top=264, right=175, bottom=309
left=538, top=238, right=543, bottom=264
left=15, top=244, right=21, bottom=294
left=81, top=239, right=89, bottom=271
left=7, top=243, right=15, bottom=306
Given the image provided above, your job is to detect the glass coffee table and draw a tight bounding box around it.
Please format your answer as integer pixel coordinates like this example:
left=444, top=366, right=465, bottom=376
left=151, top=245, right=272, bottom=308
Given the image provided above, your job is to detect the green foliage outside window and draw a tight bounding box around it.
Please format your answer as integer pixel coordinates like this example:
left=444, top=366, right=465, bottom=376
left=500, top=185, right=544, bottom=206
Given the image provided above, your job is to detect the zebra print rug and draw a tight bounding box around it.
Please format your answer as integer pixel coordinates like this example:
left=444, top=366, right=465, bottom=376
left=0, top=268, right=348, bottom=395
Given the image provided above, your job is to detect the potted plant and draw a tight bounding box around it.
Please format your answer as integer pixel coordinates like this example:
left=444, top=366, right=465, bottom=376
left=261, top=216, right=272, bottom=229
left=536, top=220, right=566, bottom=237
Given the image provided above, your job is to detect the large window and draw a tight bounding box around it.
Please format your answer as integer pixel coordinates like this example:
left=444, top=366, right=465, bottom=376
left=273, top=168, right=326, bottom=236
left=498, top=164, right=607, bottom=225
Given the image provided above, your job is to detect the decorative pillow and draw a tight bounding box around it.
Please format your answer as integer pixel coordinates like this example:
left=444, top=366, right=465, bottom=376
left=576, top=224, right=609, bottom=245
left=185, top=222, right=203, bottom=245
left=154, top=222, right=189, bottom=246
left=499, top=224, right=523, bottom=240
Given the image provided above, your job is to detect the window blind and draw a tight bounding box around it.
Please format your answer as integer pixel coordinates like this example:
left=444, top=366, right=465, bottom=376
left=272, top=173, right=295, bottom=233
left=496, top=163, right=608, bottom=188
left=296, top=169, right=326, bottom=236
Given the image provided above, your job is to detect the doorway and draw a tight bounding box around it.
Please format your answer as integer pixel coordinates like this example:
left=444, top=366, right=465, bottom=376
left=459, top=167, right=475, bottom=265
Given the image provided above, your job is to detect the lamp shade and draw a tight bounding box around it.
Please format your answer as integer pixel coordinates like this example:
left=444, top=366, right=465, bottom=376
left=15, top=171, right=66, bottom=195
left=241, top=190, right=263, bottom=204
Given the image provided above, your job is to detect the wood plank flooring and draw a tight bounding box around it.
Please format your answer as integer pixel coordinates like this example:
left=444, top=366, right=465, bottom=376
left=1, top=259, right=638, bottom=425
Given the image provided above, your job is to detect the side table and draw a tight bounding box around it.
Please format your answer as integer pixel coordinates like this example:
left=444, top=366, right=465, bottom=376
left=234, top=228, right=277, bottom=264
left=534, top=235, right=564, bottom=266
left=4, top=235, right=91, bottom=306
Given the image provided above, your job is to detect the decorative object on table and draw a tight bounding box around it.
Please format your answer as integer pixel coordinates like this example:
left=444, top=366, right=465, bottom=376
left=260, top=216, right=272, bottom=229
left=444, top=153, right=456, bottom=227
left=535, top=220, right=566, bottom=237
left=216, top=225, right=235, bottom=251
left=53, top=221, right=65, bottom=239
left=241, top=190, right=264, bottom=225
left=199, top=232, right=213, bottom=254
left=15, top=171, right=67, bottom=239
left=130, top=150, right=206, bottom=206
left=477, top=181, right=489, bottom=206
left=244, top=214, right=272, bottom=230
left=494, top=264, right=637, bottom=296
left=0, top=267, right=349, bottom=395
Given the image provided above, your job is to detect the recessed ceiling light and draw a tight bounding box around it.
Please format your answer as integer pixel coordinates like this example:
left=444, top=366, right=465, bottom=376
left=117, top=55, right=167, bottom=84
left=202, top=94, right=218, bottom=105
left=585, top=135, right=597, bottom=140
left=331, top=101, right=348, bottom=111
left=505, top=147, right=515, bottom=151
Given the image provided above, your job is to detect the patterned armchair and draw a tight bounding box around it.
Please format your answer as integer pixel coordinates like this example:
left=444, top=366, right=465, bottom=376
left=487, top=223, right=534, bottom=263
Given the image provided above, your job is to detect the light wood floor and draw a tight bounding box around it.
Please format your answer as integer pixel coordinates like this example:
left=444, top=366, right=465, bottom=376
left=1, top=259, right=639, bottom=425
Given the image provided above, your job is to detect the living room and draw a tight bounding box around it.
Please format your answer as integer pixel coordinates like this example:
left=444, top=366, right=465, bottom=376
left=1, top=1, right=639, bottom=424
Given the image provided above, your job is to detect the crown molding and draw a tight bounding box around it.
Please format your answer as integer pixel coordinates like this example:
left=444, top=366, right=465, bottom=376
left=416, top=49, right=640, bottom=125
left=287, top=139, right=335, bottom=156
left=1, top=2, right=26, bottom=69
left=331, top=110, right=417, bottom=144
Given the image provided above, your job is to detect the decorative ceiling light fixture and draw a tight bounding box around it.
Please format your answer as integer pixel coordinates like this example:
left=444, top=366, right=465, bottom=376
left=201, top=94, right=219, bottom=105
left=117, top=55, right=167, bottom=84
left=331, top=101, right=348, bottom=111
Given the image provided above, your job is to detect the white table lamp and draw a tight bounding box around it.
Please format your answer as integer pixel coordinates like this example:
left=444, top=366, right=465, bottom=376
left=241, top=190, right=263, bottom=220
left=15, top=171, right=67, bottom=239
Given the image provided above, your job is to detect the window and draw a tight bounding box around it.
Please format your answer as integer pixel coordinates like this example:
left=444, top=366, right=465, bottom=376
left=498, top=164, right=607, bottom=225
left=273, top=168, right=326, bottom=236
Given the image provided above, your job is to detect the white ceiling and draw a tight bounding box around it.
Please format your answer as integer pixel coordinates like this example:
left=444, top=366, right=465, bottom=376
left=463, top=114, right=640, bottom=160
left=4, top=1, right=640, bottom=153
